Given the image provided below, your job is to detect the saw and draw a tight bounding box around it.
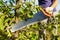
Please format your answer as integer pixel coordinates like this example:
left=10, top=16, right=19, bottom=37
left=10, top=8, right=52, bottom=32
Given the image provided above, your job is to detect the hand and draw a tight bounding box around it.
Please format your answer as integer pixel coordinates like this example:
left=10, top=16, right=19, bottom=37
left=41, top=7, right=53, bottom=17
left=45, top=7, right=53, bottom=14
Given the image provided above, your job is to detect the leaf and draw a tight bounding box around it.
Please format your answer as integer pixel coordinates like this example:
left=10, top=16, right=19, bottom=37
left=0, top=3, right=3, bottom=6
left=27, top=12, right=33, bottom=18
left=5, top=18, right=11, bottom=23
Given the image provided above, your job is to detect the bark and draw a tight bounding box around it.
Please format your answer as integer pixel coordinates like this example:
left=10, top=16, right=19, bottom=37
left=13, top=0, right=22, bottom=40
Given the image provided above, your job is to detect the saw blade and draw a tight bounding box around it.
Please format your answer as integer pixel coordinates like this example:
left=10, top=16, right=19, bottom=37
left=11, top=13, right=47, bottom=32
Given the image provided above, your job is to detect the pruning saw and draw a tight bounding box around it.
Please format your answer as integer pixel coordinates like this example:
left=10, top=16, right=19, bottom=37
left=10, top=8, right=52, bottom=32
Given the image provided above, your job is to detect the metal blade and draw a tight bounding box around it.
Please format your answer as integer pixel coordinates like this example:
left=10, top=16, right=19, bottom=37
left=11, top=18, right=39, bottom=32
left=11, top=13, right=47, bottom=32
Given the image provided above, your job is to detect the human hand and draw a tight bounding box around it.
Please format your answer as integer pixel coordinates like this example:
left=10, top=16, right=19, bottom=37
left=45, top=7, right=53, bottom=14
left=41, top=7, right=53, bottom=17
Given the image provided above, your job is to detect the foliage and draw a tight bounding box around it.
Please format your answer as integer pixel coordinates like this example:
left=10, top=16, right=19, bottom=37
left=16, top=0, right=42, bottom=20
left=0, top=0, right=60, bottom=40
